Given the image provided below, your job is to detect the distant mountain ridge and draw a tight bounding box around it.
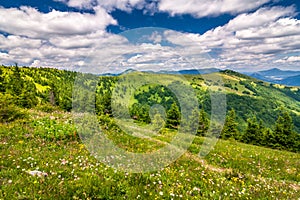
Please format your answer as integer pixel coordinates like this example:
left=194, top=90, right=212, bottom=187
left=159, top=68, right=220, bottom=75
left=102, top=68, right=220, bottom=76
left=244, top=68, right=300, bottom=86
left=102, top=67, right=300, bottom=86
left=280, top=74, right=300, bottom=86
left=258, top=68, right=299, bottom=77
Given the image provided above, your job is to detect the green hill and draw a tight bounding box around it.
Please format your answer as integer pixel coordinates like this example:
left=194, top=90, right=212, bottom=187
left=0, top=65, right=299, bottom=149
left=0, top=109, right=299, bottom=199
left=0, top=65, right=299, bottom=199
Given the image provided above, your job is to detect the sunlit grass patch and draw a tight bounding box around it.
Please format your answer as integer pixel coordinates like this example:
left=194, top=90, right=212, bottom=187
left=0, top=111, right=299, bottom=199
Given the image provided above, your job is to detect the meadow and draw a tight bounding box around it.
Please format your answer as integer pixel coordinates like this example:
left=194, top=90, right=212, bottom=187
left=1, top=110, right=299, bottom=199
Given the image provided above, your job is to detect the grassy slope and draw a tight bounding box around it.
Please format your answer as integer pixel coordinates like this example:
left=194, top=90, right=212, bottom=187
left=188, top=71, right=300, bottom=132
left=1, top=111, right=299, bottom=199
left=1, top=66, right=300, bottom=132
left=120, top=71, right=300, bottom=132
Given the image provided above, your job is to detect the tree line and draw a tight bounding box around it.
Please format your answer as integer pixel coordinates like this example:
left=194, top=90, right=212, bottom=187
left=220, top=108, right=299, bottom=152
left=0, top=65, right=299, bottom=152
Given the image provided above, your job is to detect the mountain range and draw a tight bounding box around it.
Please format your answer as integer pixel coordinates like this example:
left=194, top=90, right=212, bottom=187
left=103, top=67, right=300, bottom=87
left=102, top=68, right=221, bottom=76
left=244, top=68, right=300, bottom=86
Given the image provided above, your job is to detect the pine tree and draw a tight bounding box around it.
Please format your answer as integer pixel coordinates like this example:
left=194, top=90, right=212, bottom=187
left=166, top=102, right=181, bottom=129
left=274, top=110, right=294, bottom=149
left=221, top=109, right=239, bottom=140
left=197, top=108, right=209, bottom=136
left=19, top=79, right=38, bottom=108
left=243, top=116, right=264, bottom=145
left=0, top=68, right=5, bottom=92
left=9, top=65, right=24, bottom=97
left=151, top=108, right=165, bottom=131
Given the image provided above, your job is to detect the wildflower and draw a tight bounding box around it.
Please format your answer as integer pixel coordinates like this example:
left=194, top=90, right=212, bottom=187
left=61, top=159, right=67, bottom=165
left=27, top=170, right=48, bottom=177
left=159, top=191, right=163, bottom=196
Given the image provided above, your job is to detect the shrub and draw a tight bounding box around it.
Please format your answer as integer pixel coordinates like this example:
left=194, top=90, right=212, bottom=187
left=0, top=93, right=28, bottom=123
left=36, top=103, right=60, bottom=113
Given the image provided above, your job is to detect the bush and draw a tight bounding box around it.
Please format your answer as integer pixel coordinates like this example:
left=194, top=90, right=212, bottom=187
left=36, top=103, right=60, bottom=113
left=0, top=94, right=28, bottom=123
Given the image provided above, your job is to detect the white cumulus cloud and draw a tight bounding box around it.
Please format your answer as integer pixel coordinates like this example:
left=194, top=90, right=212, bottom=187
left=0, top=6, right=117, bottom=39
left=158, top=0, right=272, bottom=18
left=56, top=0, right=146, bottom=12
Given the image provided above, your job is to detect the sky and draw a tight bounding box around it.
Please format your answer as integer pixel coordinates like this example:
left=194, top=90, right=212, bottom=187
left=0, top=0, right=299, bottom=73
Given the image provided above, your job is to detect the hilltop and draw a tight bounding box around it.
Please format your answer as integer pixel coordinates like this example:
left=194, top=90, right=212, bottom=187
left=0, top=65, right=299, bottom=147
left=0, top=65, right=299, bottom=199
left=1, top=65, right=299, bottom=131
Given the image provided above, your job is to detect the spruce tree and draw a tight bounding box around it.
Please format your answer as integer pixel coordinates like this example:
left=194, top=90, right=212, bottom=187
left=0, top=68, right=5, bottom=92
left=166, top=102, right=181, bottom=129
left=151, top=108, right=165, bottom=131
left=274, top=110, right=294, bottom=149
left=221, top=109, right=239, bottom=140
left=197, top=108, right=209, bottom=136
left=243, top=116, right=264, bottom=145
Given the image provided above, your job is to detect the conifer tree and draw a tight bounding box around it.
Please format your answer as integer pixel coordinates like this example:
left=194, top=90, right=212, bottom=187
left=166, top=102, right=181, bottom=129
left=19, top=79, right=38, bottom=108
left=221, top=109, right=239, bottom=140
left=151, top=107, right=165, bottom=131
left=0, top=68, right=4, bottom=92
left=243, top=116, right=264, bottom=145
left=197, top=108, right=209, bottom=136
left=274, top=110, right=294, bottom=149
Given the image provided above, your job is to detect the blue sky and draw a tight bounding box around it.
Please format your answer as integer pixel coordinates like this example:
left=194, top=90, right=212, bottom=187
left=0, top=0, right=299, bottom=72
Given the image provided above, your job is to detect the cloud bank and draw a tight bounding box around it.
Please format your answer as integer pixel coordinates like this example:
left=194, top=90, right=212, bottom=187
left=0, top=1, right=299, bottom=72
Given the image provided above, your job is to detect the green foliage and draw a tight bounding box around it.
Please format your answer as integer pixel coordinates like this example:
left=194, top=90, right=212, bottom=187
left=0, top=68, right=5, bottom=92
left=126, top=84, right=180, bottom=125
left=96, top=92, right=112, bottom=115
left=274, top=110, right=293, bottom=146
left=166, top=102, right=181, bottom=129
left=149, top=107, right=165, bottom=131
left=1, top=112, right=299, bottom=199
left=35, top=103, right=60, bottom=113
left=221, top=109, right=239, bottom=140
left=29, top=117, right=77, bottom=141
left=240, top=110, right=300, bottom=153
left=264, top=109, right=299, bottom=152
left=276, top=86, right=300, bottom=101
left=0, top=65, right=299, bottom=153
left=129, top=103, right=151, bottom=123
left=0, top=93, right=28, bottom=123
left=221, top=69, right=250, bottom=79
left=239, top=80, right=257, bottom=94
left=242, top=117, right=264, bottom=145
left=225, top=94, right=279, bottom=132
left=19, top=79, right=38, bottom=108
left=0, top=66, right=76, bottom=110
left=197, top=108, right=209, bottom=136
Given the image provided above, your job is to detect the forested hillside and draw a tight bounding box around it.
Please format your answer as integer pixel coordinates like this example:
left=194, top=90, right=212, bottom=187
left=1, top=65, right=300, bottom=199
left=0, top=65, right=299, bottom=152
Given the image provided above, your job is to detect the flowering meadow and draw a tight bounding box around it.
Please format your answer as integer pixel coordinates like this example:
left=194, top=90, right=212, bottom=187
left=1, top=110, right=299, bottom=199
